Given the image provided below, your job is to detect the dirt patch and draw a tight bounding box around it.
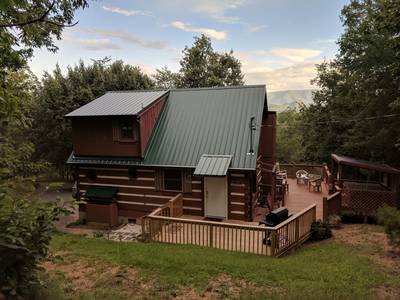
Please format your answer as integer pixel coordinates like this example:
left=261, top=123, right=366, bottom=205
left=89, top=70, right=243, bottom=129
left=176, top=273, right=280, bottom=299
left=41, top=258, right=96, bottom=293
left=333, top=224, right=400, bottom=271
left=374, top=286, right=400, bottom=300
left=41, top=253, right=155, bottom=298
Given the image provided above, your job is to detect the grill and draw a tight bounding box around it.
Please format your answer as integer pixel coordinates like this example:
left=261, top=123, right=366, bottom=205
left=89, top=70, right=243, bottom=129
left=259, top=207, right=290, bottom=246
left=259, top=207, right=289, bottom=227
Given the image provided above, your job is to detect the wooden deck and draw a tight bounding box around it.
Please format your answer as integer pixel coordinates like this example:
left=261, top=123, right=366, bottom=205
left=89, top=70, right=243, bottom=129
left=142, top=194, right=317, bottom=257
left=284, top=178, right=328, bottom=220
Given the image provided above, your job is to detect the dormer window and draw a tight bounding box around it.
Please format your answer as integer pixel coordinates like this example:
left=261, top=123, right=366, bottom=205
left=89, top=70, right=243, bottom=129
left=121, top=121, right=134, bottom=139
left=113, top=119, right=139, bottom=142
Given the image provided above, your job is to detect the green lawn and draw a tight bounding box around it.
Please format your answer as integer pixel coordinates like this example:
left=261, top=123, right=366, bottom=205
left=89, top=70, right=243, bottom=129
left=35, top=227, right=400, bottom=299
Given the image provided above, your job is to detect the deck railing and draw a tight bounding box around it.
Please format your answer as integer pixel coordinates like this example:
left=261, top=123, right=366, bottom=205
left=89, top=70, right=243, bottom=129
left=279, top=164, right=323, bottom=179
left=142, top=196, right=316, bottom=257
left=322, top=191, right=342, bottom=220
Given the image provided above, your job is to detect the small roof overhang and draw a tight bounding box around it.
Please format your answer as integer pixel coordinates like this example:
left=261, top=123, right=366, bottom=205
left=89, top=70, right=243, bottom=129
left=331, top=154, right=400, bottom=174
left=194, top=154, right=232, bottom=176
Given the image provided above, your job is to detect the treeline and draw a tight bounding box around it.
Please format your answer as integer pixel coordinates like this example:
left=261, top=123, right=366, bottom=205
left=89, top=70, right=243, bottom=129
left=0, top=35, right=244, bottom=180
left=277, top=0, right=400, bottom=167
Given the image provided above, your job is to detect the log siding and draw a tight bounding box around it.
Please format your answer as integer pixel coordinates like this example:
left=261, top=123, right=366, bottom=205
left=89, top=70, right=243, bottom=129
left=76, top=166, right=253, bottom=221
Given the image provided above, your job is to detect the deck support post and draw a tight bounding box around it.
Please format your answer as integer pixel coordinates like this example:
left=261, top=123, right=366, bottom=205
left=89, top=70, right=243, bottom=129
left=322, top=197, right=328, bottom=221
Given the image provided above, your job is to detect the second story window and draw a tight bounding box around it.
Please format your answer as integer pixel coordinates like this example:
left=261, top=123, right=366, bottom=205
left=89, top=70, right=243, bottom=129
left=120, top=121, right=134, bottom=139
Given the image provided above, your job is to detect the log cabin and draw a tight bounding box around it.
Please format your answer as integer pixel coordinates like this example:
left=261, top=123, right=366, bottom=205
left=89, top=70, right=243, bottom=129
left=66, top=85, right=276, bottom=226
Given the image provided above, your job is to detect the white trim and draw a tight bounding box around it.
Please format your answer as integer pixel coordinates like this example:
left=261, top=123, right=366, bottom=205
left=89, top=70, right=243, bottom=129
left=98, top=175, right=129, bottom=180
left=230, top=211, right=245, bottom=215
left=146, top=203, right=161, bottom=207
left=231, top=202, right=245, bottom=205
left=79, top=182, right=155, bottom=190
left=230, top=174, right=245, bottom=178
left=230, top=192, right=245, bottom=196
left=137, top=177, right=154, bottom=181
left=183, top=197, right=202, bottom=202
left=230, top=183, right=245, bottom=187
left=183, top=206, right=202, bottom=211
left=118, top=193, right=145, bottom=197
left=192, top=180, right=202, bottom=184
left=192, top=189, right=202, bottom=193
left=144, top=194, right=173, bottom=199
left=118, top=200, right=145, bottom=205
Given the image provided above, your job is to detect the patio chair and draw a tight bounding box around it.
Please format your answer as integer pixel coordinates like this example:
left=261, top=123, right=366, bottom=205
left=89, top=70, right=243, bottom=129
left=296, top=170, right=308, bottom=184
left=309, top=177, right=322, bottom=192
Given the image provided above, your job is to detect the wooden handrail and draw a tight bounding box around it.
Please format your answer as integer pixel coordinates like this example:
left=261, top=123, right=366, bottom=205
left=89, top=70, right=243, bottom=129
left=143, top=194, right=316, bottom=257
left=271, top=204, right=316, bottom=230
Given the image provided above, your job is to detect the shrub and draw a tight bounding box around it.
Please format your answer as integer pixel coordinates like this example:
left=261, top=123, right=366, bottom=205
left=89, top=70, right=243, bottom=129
left=376, top=206, right=400, bottom=252
left=309, top=220, right=332, bottom=241
left=0, top=187, right=73, bottom=299
left=327, top=214, right=342, bottom=228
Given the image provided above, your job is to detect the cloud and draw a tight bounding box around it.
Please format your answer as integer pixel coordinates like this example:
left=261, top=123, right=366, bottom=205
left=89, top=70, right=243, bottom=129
left=245, top=61, right=320, bottom=91
left=165, top=0, right=248, bottom=24
left=316, top=38, right=336, bottom=44
left=270, top=48, right=322, bottom=62
left=247, top=24, right=267, bottom=32
left=170, top=21, right=227, bottom=40
left=102, top=5, right=153, bottom=17
left=79, top=28, right=170, bottom=50
left=69, top=38, right=120, bottom=50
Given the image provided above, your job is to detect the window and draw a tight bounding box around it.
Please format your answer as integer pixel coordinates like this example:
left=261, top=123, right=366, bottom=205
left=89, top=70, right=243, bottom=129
left=164, top=169, right=182, bottom=191
left=120, top=121, right=134, bottom=140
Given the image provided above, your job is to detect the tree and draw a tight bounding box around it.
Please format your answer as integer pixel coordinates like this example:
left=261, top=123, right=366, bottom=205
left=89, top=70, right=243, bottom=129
left=153, top=66, right=181, bottom=89
left=153, top=35, right=244, bottom=88
left=301, top=0, right=400, bottom=166
left=0, top=68, right=48, bottom=180
left=31, top=60, right=154, bottom=175
left=0, top=0, right=88, bottom=72
left=276, top=109, right=305, bottom=163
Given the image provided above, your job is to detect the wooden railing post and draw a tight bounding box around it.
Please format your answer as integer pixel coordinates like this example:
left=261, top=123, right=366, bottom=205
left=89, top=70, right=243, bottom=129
left=295, top=218, right=299, bottom=241
left=209, top=225, right=213, bottom=247
left=270, top=230, right=277, bottom=256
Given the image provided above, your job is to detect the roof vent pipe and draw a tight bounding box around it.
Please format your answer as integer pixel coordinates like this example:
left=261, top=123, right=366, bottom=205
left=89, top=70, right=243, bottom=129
left=247, top=116, right=256, bottom=156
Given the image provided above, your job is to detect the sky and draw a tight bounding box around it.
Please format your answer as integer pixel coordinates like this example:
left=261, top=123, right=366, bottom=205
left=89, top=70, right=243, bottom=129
left=28, top=0, right=350, bottom=92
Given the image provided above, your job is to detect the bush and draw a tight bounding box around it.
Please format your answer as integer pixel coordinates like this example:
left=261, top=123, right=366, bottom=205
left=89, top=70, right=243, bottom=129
left=327, top=214, right=342, bottom=228
left=309, top=220, right=332, bottom=241
left=376, top=206, right=400, bottom=252
left=0, top=187, right=73, bottom=299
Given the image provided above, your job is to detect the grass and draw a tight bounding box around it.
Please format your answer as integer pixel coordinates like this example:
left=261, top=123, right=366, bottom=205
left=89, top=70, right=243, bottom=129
left=48, top=181, right=65, bottom=188
left=35, top=229, right=400, bottom=299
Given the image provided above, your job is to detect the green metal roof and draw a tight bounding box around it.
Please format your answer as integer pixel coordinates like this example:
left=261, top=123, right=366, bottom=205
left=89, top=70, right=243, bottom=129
left=143, top=85, right=266, bottom=169
left=67, top=85, right=267, bottom=170
left=194, top=154, right=232, bottom=176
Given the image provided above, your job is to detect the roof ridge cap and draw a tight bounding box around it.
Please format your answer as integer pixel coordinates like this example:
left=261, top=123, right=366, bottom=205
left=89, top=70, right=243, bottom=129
left=106, top=89, right=168, bottom=93
left=170, top=84, right=265, bottom=92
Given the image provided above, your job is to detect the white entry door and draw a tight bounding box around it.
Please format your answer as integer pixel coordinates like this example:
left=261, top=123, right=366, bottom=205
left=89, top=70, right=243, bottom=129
left=204, top=176, right=228, bottom=219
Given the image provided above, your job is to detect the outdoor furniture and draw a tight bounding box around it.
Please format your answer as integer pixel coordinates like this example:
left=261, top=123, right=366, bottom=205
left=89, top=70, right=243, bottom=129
left=296, top=170, right=309, bottom=184
left=308, top=174, right=322, bottom=192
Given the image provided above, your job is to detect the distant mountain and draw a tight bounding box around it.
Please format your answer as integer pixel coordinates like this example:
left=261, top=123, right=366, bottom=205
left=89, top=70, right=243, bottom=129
left=266, top=89, right=316, bottom=112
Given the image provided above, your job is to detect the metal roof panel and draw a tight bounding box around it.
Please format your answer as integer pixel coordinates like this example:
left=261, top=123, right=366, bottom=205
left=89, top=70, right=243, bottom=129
left=194, top=155, right=232, bottom=176
left=143, top=85, right=266, bottom=169
left=65, top=90, right=168, bottom=117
